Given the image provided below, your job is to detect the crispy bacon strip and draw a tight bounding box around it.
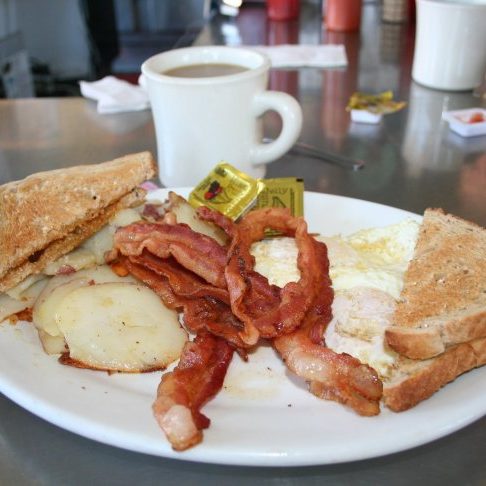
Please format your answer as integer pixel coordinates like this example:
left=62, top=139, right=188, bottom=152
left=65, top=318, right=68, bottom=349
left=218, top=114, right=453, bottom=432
left=275, top=328, right=383, bottom=416
left=113, top=222, right=227, bottom=288
left=142, top=202, right=165, bottom=221
left=130, top=252, right=230, bottom=305
left=120, top=255, right=249, bottom=349
left=200, top=207, right=323, bottom=345
left=119, top=200, right=382, bottom=447
left=197, top=206, right=235, bottom=236
left=297, top=238, right=334, bottom=343
left=182, top=295, right=247, bottom=350
left=273, top=240, right=383, bottom=416
left=121, top=257, right=184, bottom=310
left=153, top=332, right=234, bottom=451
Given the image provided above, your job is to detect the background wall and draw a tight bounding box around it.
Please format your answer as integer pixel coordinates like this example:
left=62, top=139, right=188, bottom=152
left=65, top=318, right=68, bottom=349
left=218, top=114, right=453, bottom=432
left=7, top=0, right=91, bottom=79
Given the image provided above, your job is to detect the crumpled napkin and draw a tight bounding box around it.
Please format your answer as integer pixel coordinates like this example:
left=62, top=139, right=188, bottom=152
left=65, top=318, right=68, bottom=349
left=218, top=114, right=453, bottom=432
left=79, top=76, right=149, bottom=114
left=252, top=44, right=348, bottom=68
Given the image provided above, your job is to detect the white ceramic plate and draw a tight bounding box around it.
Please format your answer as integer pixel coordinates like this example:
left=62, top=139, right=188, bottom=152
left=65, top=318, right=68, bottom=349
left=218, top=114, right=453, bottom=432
left=0, top=189, right=484, bottom=467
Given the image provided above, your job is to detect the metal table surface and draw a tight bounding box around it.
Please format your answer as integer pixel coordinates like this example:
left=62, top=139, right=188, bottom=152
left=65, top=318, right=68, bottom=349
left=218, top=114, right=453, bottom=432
left=0, top=4, right=485, bottom=485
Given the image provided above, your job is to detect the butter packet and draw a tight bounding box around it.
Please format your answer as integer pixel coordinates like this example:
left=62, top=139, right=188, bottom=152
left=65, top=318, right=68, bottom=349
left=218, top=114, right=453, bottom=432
left=254, top=177, right=304, bottom=217
left=189, top=162, right=265, bottom=221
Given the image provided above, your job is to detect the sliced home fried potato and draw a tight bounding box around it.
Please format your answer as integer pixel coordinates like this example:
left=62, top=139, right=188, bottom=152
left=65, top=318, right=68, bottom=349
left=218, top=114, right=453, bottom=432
left=43, top=248, right=97, bottom=275
left=82, top=208, right=141, bottom=264
left=166, top=192, right=228, bottom=246
left=34, top=277, right=90, bottom=338
left=81, top=225, right=113, bottom=265
left=0, top=277, right=49, bottom=322
left=37, top=329, right=67, bottom=354
left=33, top=265, right=136, bottom=343
left=5, top=274, right=46, bottom=300
left=0, top=294, right=30, bottom=322
left=110, top=207, right=141, bottom=228
left=18, top=277, right=49, bottom=307
left=55, top=282, right=187, bottom=372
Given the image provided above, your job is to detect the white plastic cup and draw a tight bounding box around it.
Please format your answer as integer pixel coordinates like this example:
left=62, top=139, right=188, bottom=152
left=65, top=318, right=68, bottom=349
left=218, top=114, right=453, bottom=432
left=141, top=46, right=303, bottom=187
left=412, top=0, right=486, bottom=91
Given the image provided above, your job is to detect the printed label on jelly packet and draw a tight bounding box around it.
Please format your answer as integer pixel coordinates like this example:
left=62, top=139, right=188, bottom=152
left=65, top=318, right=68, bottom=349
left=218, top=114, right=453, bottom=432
left=254, top=178, right=304, bottom=236
left=254, top=178, right=304, bottom=217
left=188, top=162, right=265, bottom=221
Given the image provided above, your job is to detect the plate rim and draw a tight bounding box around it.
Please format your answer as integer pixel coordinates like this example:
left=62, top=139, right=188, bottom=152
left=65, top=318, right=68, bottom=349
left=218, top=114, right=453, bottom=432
left=0, top=190, right=483, bottom=467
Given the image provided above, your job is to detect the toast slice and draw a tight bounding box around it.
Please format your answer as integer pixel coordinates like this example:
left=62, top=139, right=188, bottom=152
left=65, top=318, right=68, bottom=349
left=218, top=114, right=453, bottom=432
left=384, top=336, right=486, bottom=411
left=0, top=151, right=156, bottom=292
left=385, top=209, right=486, bottom=360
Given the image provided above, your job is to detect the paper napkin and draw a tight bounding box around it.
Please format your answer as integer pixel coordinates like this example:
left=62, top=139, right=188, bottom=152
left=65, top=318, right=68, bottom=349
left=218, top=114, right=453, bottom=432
left=79, top=76, right=149, bottom=114
left=252, top=44, right=348, bottom=68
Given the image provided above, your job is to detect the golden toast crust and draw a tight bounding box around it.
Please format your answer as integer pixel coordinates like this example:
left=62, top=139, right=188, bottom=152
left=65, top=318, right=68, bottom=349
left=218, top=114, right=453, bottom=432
left=384, top=336, right=486, bottom=411
left=0, top=188, right=145, bottom=292
left=386, top=208, right=486, bottom=359
left=0, top=152, right=156, bottom=290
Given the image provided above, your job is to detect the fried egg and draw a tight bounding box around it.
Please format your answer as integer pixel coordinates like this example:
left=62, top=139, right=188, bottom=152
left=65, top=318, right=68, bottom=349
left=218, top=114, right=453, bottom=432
left=251, top=219, right=420, bottom=379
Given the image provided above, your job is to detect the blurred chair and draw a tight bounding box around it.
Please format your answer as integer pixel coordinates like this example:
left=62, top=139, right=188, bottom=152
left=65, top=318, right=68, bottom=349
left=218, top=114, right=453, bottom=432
left=0, top=32, right=34, bottom=98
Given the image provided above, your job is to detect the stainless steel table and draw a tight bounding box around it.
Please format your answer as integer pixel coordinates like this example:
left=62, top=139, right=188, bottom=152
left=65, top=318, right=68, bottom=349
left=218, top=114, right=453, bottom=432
left=0, top=3, right=485, bottom=485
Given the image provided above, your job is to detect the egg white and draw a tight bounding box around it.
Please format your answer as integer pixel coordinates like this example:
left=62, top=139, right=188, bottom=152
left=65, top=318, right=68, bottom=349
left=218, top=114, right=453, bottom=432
left=250, top=219, right=420, bottom=379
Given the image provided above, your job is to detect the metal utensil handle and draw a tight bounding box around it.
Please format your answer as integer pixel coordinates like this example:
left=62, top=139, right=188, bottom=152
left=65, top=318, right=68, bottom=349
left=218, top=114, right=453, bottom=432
left=264, top=138, right=365, bottom=171
left=291, top=141, right=365, bottom=171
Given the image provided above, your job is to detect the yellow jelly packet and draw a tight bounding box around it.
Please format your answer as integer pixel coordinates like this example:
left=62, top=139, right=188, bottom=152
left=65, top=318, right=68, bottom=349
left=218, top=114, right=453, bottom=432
left=346, top=90, right=406, bottom=115
left=254, top=177, right=304, bottom=237
left=254, top=177, right=304, bottom=217
left=189, top=162, right=265, bottom=220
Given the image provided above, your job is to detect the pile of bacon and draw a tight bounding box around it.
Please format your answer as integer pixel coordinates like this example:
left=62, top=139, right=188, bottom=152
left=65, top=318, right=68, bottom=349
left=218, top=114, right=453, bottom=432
left=110, top=198, right=383, bottom=451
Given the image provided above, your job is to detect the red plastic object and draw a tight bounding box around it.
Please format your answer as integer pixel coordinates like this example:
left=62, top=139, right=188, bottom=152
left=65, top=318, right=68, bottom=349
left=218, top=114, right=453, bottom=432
left=325, top=0, right=362, bottom=32
left=267, top=0, right=300, bottom=21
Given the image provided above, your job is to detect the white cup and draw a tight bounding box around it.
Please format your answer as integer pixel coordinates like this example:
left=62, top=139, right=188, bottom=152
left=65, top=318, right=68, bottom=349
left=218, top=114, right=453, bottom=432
left=412, top=0, right=486, bottom=91
left=141, top=46, right=303, bottom=187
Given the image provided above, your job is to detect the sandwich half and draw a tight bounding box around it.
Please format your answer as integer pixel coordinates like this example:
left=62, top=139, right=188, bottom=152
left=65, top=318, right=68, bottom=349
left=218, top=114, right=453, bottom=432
left=0, top=152, right=188, bottom=373
left=0, top=151, right=156, bottom=293
left=385, top=208, right=486, bottom=360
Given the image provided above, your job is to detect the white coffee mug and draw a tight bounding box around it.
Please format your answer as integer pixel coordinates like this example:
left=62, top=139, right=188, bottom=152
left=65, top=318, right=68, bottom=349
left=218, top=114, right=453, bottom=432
left=141, top=46, right=303, bottom=187
left=412, top=0, right=486, bottom=91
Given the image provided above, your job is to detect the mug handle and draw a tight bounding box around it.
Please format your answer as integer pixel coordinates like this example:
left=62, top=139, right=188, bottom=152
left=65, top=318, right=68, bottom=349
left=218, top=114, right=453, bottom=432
left=250, top=91, right=303, bottom=165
